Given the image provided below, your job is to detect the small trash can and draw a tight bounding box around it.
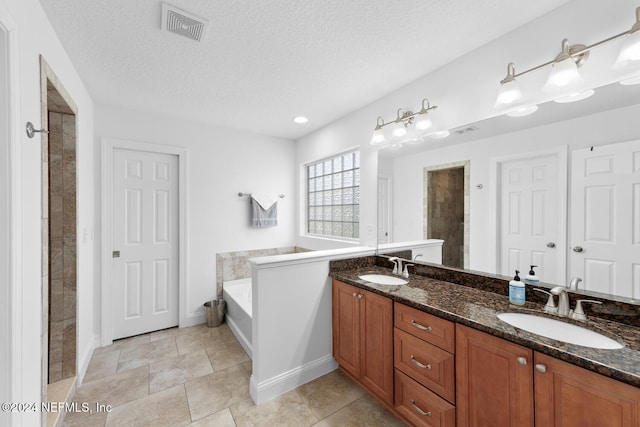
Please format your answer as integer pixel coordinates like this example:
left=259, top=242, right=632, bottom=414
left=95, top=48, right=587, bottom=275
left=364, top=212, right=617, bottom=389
left=204, top=299, right=225, bottom=327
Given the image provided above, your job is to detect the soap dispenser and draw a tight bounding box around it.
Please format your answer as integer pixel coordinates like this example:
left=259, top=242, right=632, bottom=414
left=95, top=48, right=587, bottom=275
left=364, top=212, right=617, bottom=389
left=509, top=270, right=526, bottom=305
left=524, top=265, right=540, bottom=284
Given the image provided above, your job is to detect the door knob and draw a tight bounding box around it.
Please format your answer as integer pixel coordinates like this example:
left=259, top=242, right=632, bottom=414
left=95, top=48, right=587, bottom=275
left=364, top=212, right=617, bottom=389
left=546, top=242, right=556, bottom=248
left=572, top=246, right=584, bottom=253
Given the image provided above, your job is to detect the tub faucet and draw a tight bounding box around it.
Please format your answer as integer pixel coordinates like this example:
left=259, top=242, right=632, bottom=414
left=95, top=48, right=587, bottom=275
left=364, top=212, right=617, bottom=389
left=413, top=254, right=423, bottom=261
left=550, top=286, right=570, bottom=317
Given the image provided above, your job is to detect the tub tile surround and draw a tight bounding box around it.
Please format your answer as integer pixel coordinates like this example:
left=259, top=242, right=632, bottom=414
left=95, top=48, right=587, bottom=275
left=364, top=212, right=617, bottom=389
left=215, top=246, right=310, bottom=298
left=61, top=323, right=399, bottom=426
left=330, top=256, right=640, bottom=388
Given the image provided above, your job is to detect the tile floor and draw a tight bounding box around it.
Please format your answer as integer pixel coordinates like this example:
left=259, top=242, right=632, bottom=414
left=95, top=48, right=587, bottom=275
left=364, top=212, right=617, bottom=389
left=61, top=323, right=405, bottom=426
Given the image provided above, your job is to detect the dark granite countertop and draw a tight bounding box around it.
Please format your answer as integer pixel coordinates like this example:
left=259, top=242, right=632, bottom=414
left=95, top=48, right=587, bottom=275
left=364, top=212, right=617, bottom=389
left=330, top=265, right=640, bottom=388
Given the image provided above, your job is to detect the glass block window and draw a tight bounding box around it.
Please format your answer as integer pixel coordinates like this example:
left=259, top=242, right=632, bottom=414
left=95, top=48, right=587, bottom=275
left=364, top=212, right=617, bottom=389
left=307, top=150, right=360, bottom=239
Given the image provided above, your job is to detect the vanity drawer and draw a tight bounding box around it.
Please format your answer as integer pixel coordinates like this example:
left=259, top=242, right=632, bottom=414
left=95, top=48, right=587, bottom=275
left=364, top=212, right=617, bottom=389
left=395, top=369, right=455, bottom=427
left=395, top=302, right=455, bottom=353
left=394, top=328, right=455, bottom=403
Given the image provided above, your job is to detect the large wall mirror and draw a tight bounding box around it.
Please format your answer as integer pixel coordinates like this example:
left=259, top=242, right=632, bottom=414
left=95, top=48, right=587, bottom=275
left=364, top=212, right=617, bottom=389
left=377, top=81, right=640, bottom=302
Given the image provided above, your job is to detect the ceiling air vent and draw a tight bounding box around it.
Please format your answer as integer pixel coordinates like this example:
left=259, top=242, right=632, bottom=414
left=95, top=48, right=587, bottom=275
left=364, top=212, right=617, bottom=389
left=161, top=3, right=208, bottom=42
left=452, top=126, right=479, bottom=135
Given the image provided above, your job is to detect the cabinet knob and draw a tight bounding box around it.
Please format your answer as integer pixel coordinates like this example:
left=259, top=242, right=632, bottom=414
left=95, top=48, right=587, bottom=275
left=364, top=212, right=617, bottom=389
left=535, top=364, right=547, bottom=373
left=352, top=293, right=357, bottom=297
left=410, top=400, right=432, bottom=417
left=357, top=294, right=363, bottom=299
left=573, top=246, right=584, bottom=253
left=411, top=320, right=432, bottom=332
left=517, top=357, right=528, bottom=366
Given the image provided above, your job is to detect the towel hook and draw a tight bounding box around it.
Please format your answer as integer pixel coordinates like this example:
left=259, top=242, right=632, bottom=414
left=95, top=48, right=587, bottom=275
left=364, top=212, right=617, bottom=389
left=26, top=121, right=49, bottom=138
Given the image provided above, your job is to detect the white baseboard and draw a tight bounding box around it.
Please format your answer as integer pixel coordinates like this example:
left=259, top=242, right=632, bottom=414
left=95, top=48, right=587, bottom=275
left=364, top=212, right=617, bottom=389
left=250, top=354, right=338, bottom=404
left=225, top=317, right=252, bottom=359
left=181, top=312, right=205, bottom=328
left=77, top=333, right=99, bottom=385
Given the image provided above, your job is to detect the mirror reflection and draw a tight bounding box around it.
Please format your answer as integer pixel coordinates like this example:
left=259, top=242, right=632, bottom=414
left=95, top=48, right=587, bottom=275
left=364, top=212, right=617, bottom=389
left=378, top=81, right=640, bottom=301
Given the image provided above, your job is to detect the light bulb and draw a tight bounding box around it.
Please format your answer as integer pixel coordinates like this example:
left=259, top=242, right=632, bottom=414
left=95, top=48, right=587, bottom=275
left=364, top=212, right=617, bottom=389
left=415, top=113, right=432, bottom=130
left=546, top=57, right=582, bottom=88
left=370, top=128, right=385, bottom=145
left=392, top=121, right=407, bottom=138
left=495, top=79, right=522, bottom=105
left=617, top=30, right=640, bottom=64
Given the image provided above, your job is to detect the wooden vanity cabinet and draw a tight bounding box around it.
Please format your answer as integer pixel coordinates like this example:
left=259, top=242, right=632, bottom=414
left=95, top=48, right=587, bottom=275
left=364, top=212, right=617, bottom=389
left=456, top=323, right=534, bottom=427
left=394, top=303, right=456, bottom=427
left=332, top=279, right=394, bottom=405
left=534, top=352, right=640, bottom=427
left=457, top=323, right=640, bottom=427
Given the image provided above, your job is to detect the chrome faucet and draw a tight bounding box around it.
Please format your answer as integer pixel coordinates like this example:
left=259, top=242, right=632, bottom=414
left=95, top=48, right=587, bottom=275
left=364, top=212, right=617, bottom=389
left=402, top=263, right=414, bottom=279
left=388, top=257, right=403, bottom=275
left=550, top=286, right=570, bottom=317
left=568, top=277, right=582, bottom=291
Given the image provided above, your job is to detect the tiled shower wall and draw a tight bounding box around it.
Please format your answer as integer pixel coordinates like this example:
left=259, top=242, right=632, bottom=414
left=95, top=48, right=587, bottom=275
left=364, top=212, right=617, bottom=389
left=427, top=168, right=465, bottom=268
left=48, top=111, right=76, bottom=382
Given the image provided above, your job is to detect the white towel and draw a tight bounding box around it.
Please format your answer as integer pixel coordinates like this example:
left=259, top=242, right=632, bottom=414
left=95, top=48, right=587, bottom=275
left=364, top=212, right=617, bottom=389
left=251, top=193, right=278, bottom=210
left=251, top=197, right=278, bottom=227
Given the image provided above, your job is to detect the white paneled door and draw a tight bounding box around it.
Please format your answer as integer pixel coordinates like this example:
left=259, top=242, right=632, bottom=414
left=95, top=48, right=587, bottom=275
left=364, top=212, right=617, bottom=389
left=570, top=140, right=640, bottom=299
left=498, top=153, right=562, bottom=284
left=112, top=149, right=179, bottom=339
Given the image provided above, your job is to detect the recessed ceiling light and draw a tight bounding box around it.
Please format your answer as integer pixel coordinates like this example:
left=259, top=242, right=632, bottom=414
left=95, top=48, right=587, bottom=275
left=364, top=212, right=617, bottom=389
left=429, top=130, right=450, bottom=139
left=554, top=89, right=595, bottom=103
left=620, top=73, right=640, bottom=85
left=506, top=104, right=539, bottom=117
left=293, top=116, right=308, bottom=124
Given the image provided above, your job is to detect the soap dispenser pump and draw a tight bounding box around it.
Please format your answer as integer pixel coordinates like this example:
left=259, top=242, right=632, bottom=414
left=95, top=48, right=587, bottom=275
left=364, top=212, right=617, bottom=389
left=524, top=265, right=540, bottom=284
left=509, top=270, right=526, bottom=305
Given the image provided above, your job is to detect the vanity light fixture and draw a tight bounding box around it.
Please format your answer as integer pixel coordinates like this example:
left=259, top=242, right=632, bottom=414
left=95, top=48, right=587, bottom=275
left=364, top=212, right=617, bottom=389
left=370, top=99, right=438, bottom=146
left=495, top=63, right=523, bottom=106
left=616, top=7, right=640, bottom=65
left=496, top=6, right=640, bottom=110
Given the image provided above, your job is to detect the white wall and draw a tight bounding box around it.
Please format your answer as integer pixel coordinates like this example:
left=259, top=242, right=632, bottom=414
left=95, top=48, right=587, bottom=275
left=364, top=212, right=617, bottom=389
left=390, top=103, right=640, bottom=273
left=95, top=105, right=297, bottom=323
left=0, top=0, right=96, bottom=425
left=0, top=17, right=12, bottom=427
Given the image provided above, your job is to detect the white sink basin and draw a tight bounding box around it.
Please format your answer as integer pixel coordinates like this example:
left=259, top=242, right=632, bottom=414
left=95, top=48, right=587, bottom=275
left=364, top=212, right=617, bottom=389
left=497, top=313, right=623, bottom=350
left=358, top=274, right=408, bottom=286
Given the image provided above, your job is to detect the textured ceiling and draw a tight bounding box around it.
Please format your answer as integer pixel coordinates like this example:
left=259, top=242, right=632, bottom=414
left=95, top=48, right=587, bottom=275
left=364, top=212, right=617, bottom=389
left=38, top=0, right=572, bottom=139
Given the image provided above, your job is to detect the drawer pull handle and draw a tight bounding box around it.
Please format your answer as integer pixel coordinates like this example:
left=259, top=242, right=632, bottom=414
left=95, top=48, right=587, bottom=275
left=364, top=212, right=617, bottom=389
left=410, top=400, right=432, bottom=417
left=411, top=320, right=432, bottom=332
left=517, top=357, right=527, bottom=366
left=410, top=355, right=431, bottom=370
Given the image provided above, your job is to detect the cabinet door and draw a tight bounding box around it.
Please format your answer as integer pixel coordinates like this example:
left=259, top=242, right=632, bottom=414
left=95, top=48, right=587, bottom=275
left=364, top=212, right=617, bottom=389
left=456, top=324, right=534, bottom=427
left=534, top=352, right=640, bottom=427
left=332, top=280, right=360, bottom=378
left=360, top=288, right=394, bottom=405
